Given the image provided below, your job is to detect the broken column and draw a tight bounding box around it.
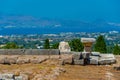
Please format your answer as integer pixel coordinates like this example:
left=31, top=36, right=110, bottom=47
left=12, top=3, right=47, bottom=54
left=59, top=41, right=71, bottom=53
left=81, top=38, right=96, bottom=53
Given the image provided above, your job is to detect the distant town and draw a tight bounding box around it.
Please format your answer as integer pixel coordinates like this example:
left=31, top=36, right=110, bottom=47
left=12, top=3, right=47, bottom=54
left=0, top=31, right=119, bottom=53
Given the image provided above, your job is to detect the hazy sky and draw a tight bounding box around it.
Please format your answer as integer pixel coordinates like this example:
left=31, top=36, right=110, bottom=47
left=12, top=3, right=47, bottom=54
left=0, top=0, right=120, bottom=22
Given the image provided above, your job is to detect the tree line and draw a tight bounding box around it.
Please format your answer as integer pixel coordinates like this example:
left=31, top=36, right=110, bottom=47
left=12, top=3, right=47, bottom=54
left=1, top=35, right=120, bottom=55
left=43, top=35, right=120, bottom=55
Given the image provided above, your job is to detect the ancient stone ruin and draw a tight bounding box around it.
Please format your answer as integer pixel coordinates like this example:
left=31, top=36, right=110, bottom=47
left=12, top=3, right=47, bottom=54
left=63, top=38, right=116, bottom=65
left=59, top=41, right=71, bottom=52
left=81, top=38, right=96, bottom=52
left=74, top=38, right=115, bottom=65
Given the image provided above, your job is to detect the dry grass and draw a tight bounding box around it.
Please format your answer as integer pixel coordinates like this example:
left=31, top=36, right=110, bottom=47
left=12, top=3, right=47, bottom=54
left=0, top=55, right=120, bottom=80
left=57, top=65, right=109, bottom=80
left=0, top=59, right=60, bottom=80
left=57, top=55, right=120, bottom=80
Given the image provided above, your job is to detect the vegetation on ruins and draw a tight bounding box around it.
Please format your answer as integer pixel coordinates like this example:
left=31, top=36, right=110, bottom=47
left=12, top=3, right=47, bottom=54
left=94, top=35, right=107, bottom=53
left=113, top=44, right=120, bottom=55
left=69, top=39, right=84, bottom=52
left=44, top=39, right=50, bottom=49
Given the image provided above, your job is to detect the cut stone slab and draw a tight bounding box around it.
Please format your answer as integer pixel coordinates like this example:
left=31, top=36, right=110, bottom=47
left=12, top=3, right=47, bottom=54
left=15, top=76, right=23, bottom=80
left=0, top=73, right=14, bottom=79
left=74, top=59, right=84, bottom=65
left=16, top=58, right=30, bottom=64
left=99, top=59, right=112, bottom=65
left=90, top=59, right=98, bottom=65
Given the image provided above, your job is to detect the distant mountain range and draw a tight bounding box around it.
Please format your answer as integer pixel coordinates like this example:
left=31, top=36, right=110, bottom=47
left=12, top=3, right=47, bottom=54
left=0, top=14, right=120, bottom=35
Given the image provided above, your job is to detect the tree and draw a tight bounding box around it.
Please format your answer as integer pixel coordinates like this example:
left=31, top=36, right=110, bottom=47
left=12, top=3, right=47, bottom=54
left=113, top=44, right=120, bottom=55
left=3, top=42, right=19, bottom=49
left=107, top=46, right=113, bottom=53
left=51, top=42, right=59, bottom=49
left=94, top=35, right=107, bottom=53
left=69, top=39, right=84, bottom=52
left=44, top=39, right=50, bottom=49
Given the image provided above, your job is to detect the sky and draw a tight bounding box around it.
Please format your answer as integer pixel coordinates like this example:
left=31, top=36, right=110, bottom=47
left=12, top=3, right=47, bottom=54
left=0, top=0, right=120, bottom=22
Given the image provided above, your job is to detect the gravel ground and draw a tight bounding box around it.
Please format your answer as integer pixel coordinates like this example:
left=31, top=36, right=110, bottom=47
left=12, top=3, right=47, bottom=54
left=57, top=55, right=120, bottom=80
left=0, top=55, right=119, bottom=80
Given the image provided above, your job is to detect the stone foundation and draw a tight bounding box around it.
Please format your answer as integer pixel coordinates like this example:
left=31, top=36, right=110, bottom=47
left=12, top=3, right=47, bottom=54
left=0, top=49, right=60, bottom=55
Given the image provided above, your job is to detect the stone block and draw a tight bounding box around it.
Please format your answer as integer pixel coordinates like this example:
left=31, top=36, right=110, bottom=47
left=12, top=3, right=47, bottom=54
left=39, top=57, right=47, bottom=63
left=6, top=49, right=25, bottom=55
left=15, top=76, right=23, bottom=80
left=16, top=58, right=30, bottom=64
left=72, top=53, right=81, bottom=60
left=4, top=56, right=18, bottom=64
left=30, top=59, right=40, bottom=64
left=1, top=73, right=14, bottom=79
left=29, top=57, right=47, bottom=64
left=114, top=66, right=120, bottom=71
left=90, top=59, right=98, bottom=65
left=99, top=60, right=112, bottom=65
left=0, top=49, right=6, bottom=54
left=63, top=57, right=73, bottom=64
left=0, top=49, right=60, bottom=55
left=0, top=56, right=5, bottom=64
left=74, top=59, right=84, bottom=65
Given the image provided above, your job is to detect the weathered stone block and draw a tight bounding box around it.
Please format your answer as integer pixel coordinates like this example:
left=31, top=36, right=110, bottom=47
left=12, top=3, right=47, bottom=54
left=90, top=59, right=98, bottom=65
left=30, top=59, right=40, bottom=64
left=4, top=56, right=18, bottom=64
left=0, top=49, right=60, bottom=55
left=0, top=57, right=5, bottom=64
left=63, top=58, right=73, bottom=64
left=99, top=60, right=112, bottom=65
left=74, top=59, right=84, bottom=65
left=16, top=58, right=30, bottom=64
left=1, top=73, right=14, bottom=79
left=39, top=57, right=47, bottom=63
left=15, top=76, right=23, bottom=80
left=72, top=53, right=81, bottom=60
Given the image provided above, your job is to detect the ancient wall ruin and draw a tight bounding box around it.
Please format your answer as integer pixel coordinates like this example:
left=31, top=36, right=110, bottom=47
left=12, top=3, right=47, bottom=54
left=0, top=49, right=60, bottom=55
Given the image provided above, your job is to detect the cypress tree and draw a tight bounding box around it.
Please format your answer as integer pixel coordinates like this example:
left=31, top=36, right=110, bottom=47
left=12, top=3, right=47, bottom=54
left=69, top=39, right=84, bottom=52
left=113, top=44, right=120, bottom=55
left=94, top=35, right=107, bottom=53
left=44, top=39, right=50, bottom=49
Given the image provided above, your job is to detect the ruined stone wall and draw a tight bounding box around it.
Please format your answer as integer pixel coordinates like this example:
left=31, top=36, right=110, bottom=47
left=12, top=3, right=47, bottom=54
left=0, top=49, right=60, bottom=55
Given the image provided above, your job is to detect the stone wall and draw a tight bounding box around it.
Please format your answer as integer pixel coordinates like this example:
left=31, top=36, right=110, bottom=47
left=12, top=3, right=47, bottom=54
left=0, top=49, right=60, bottom=55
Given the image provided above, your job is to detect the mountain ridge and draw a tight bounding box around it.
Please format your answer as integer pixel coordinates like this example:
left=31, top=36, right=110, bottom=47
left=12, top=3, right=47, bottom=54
left=0, top=15, right=120, bottom=34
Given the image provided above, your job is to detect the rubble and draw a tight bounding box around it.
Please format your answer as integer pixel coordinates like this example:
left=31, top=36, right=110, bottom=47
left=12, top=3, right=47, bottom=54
left=0, top=55, right=49, bottom=65
left=16, top=58, right=30, bottom=64
left=0, top=73, right=14, bottom=80
left=113, top=66, right=120, bottom=71
left=71, top=52, right=116, bottom=65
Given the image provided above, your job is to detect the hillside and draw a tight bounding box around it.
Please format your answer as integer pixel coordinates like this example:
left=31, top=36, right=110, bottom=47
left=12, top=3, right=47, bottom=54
left=0, top=15, right=120, bottom=34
